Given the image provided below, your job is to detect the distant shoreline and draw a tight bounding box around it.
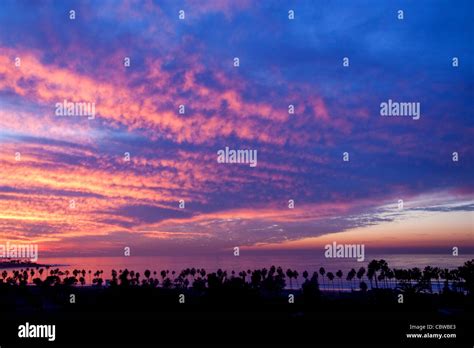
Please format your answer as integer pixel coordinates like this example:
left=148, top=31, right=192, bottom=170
left=0, top=261, right=59, bottom=269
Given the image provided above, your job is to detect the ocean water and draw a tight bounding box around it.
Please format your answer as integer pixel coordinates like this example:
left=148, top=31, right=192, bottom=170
left=26, top=253, right=474, bottom=274
left=3, top=253, right=472, bottom=291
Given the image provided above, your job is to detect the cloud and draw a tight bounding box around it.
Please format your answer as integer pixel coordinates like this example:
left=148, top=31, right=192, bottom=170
left=0, top=1, right=472, bottom=255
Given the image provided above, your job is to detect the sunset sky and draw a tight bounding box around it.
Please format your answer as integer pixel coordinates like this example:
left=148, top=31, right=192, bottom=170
left=0, top=0, right=472, bottom=257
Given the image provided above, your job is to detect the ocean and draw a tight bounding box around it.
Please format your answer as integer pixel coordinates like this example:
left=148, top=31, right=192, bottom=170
left=2, top=253, right=472, bottom=291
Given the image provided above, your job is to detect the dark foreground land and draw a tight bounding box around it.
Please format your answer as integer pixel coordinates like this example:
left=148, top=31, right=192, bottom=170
left=0, top=259, right=473, bottom=346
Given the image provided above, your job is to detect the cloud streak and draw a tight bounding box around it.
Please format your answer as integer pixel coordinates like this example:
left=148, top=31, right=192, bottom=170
left=0, top=1, right=472, bottom=255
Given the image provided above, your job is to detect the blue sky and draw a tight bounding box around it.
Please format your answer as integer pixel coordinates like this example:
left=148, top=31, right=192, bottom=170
left=0, top=0, right=472, bottom=256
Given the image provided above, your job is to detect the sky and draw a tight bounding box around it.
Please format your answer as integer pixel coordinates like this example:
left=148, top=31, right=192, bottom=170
left=0, top=0, right=472, bottom=257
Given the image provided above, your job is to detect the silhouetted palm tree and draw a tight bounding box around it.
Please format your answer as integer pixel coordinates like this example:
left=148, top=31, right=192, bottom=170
left=386, top=269, right=395, bottom=289
left=319, top=267, right=326, bottom=290
left=336, top=270, right=343, bottom=292
left=347, top=268, right=356, bottom=290
left=432, top=267, right=441, bottom=293
left=368, top=260, right=380, bottom=289
left=356, top=267, right=365, bottom=288
left=286, top=269, right=293, bottom=289
left=423, top=266, right=435, bottom=292
left=327, top=272, right=335, bottom=291
left=449, top=269, right=460, bottom=292
left=144, top=269, right=151, bottom=283
left=439, top=268, right=447, bottom=291
left=379, top=260, right=390, bottom=288
left=293, top=270, right=299, bottom=288
left=411, top=267, right=422, bottom=288
left=458, top=260, right=474, bottom=294
left=302, top=271, right=309, bottom=281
